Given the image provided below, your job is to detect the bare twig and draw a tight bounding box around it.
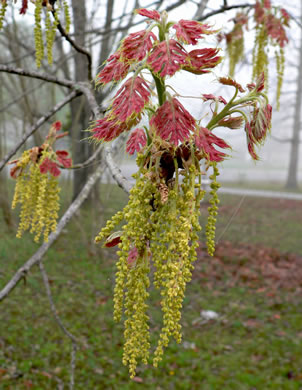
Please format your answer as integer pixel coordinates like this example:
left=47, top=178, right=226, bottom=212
left=71, top=144, right=103, bottom=169
left=198, top=3, right=254, bottom=21
left=0, top=65, right=75, bottom=88
left=104, top=145, right=131, bottom=195
left=39, top=261, right=78, bottom=390
left=55, top=18, right=93, bottom=81
left=0, top=163, right=105, bottom=302
left=0, top=90, right=80, bottom=172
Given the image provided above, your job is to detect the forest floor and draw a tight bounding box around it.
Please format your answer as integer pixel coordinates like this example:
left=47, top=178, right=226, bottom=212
left=0, top=184, right=301, bottom=389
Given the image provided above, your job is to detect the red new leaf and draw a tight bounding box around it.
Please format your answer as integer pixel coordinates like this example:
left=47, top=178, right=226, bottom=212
left=266, top=14, right=288, bottom=47
left=126, top=128, right=147, bottom=155
left=39, top=158, right=61, bottom=177
left=147, top=39, right=188, bottom=77
left=173, top=20, right=215, bottom=45
left=218, top=76, right=245, bottom=92
left=91, top=115, right=127, bottom=142
left=127, top=246, right=139, bottom=267
left=184, top=48, right=221, bottom=74
left=136, top=8, right=160, bottom=21
left=112, top=76, right=151, bottom=122
left=104, top=231, right=123, bottom=247
left=150, top=98, right=195, bottom=146
left=96, top=52, right=129, bottom=86
left=20, top=0, right=28, bottom=14
left=122, top=30, right=157, bottom=61
left=56, top=150, right=72, bottom=168
left=195, top=127, right=229, bottom=162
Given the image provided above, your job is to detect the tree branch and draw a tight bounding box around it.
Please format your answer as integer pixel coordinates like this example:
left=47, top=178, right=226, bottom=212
left=0, top=65, right=75, bottom=89
left=0, top=90, right=80, bottom=172
left=70, top=144, right=103, bottom=169
left=0, top=163, right=105, bottom=302
left=198, top=3, right=254, bottom=21
left=55, top=18, right=93, bottom=81
left=104, top=145, right=131, bottom=195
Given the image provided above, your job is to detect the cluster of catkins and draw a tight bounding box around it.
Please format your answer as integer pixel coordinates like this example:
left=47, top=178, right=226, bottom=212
left=10, top=121, right=72, bottom=242
left=96, top=154, right=218, bottom=376
left=222, top=0, right=289, bottom=108
left=0, top=0, right=71, bottom=67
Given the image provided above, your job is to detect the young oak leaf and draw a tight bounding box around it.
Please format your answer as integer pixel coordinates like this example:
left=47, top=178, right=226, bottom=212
left=39, top=157, right=61, bottom=177
left=195, top=126, right=230, bottom=162
left=218, top=116, right=244, bottom=129
left=184, top=48, right=221, bottom=74
left=91, top=115, right=127, bottom=142
left=147, top=39, right=188, bottom=77
left=121, top=30, right=157, bottom=61
left=20, top=0, right=28, bottom=14
left=55, top=150, right=72, bottom=168
left=173, top=20, right=216, bottom=45
left=136, top=8, right=160, bottom=21
left=112, top=76, right=151, bottom=122
left=150, top=98, right=195, bottom=146
left=126, top=128, right=147, bottom=155
left=96, top=52, right=129, bottom=86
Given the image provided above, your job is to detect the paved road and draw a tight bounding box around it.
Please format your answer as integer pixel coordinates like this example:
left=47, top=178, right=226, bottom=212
left=107, top=163, right=302, bottom=201
left=218, top=187, right=302, bottom=201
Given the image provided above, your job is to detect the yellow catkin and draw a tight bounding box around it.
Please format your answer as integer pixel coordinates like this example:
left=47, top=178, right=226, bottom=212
left=0, top=0, right=8, bottom=30
left=206, top=163, right=220, bottom=256
left=12, top=150, right=61, bottom=242
left=275, top=47, right=285, bottom=110
left=63, top=0, right=71, bottom=34
left=34, top=0, right=44, bottom=68
left=227, top=25, right=244, bottom=77
left=252, top=25, right=269, bottom=87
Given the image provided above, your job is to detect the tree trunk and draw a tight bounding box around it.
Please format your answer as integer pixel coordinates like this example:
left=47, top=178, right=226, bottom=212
left=71, top=0, right=96, bottom=199
left=286, top=3, right=302, bottom=189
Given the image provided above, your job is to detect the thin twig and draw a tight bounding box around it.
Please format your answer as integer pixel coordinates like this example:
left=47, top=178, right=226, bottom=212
left=55, top=18, right=92, bottom=82
left=70, top=144, right=103, bottom=169
left=104, top=145, right=131, bottom=194
left=0, top=90, right=80, bottom=172
left=39, top=261, right=78, bottom=390
left=198, top=3, right=254, bottom=21
left=0, top=65, right=75, bottom=89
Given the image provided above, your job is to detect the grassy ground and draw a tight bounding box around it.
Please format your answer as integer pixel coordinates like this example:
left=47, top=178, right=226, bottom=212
left=0, top=183, right=301, bottom=389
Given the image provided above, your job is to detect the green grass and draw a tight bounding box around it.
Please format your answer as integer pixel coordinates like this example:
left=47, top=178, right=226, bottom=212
left=0, top=183, right=301, bottom=389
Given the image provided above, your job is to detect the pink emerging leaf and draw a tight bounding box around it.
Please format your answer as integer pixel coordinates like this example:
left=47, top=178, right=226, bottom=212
left=147, top=39, right=188, bottom=77
left=122, top=30, right=157, bottom=61
left=266, top=14, right=288, bottom=48
left=56, top=150, right=72, bottom=168
left=112, top=76, right=151, bottom=122
left=91, top=115, right=127, bottom=142
left=53, top=121, right=62, bottom=131
left=184, top=48, right=221, bottom=74
left=173, top=20, right=215, bottom=45
left=20, top=0, right=28, bottom=14
left=150, top=98, right=195, bottom=146
left=39, top=158, right=61, bottom=177
left=195, top=127, right=230, bottom=162
left=96, top=52, right=129, bottom=86
left=136, top=8, right=160, bottom=21
left=127, top=246, right=139, bottom=267
left=126, top=128, right=147, bottom=155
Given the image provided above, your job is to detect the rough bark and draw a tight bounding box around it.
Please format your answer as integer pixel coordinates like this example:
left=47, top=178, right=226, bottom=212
left=70, top=0, right=96, bottom=200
